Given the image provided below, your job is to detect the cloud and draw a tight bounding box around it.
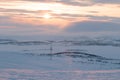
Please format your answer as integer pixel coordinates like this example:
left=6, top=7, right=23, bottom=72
left=58, top=0, right=120, bottom=6
left=93, top=0, right=120, bottom=4
left=0, top=0, right=120, bottom=37
left=87, top=15, right=120, bottom=23
left=0, top=8, right=33, bottom=13
left=0, top=14, right=64, bottom=36
left=1, top=0, right=92, bottom=6
left=55, top=0, right=93, bottom=6
left=0, top=0, right=120, bottom=6
left=0, top=0, right=120, bottom=19
left=65, top=21, right=120, bottom=32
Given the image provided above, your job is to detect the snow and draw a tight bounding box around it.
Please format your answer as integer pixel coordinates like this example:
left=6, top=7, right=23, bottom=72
left=0, top=37, right=120, bottom=80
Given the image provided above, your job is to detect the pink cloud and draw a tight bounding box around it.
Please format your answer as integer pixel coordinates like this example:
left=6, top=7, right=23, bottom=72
left=0, top=26, right=16, bottom=29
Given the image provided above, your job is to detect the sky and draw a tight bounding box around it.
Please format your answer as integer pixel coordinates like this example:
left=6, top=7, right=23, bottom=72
left=0, top=0, right=120, bottom=39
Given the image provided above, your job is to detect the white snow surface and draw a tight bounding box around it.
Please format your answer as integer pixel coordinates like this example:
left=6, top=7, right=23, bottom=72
left=0, top=37, right=120, bottom=80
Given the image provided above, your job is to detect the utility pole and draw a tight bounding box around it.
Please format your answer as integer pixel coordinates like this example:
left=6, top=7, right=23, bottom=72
left=50, top=42, right=53, bottom=54
left=48, top=40, right=54, bottom=60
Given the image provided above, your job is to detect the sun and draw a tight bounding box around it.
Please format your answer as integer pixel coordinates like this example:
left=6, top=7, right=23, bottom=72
left=43, top=14, right=52, bottom=19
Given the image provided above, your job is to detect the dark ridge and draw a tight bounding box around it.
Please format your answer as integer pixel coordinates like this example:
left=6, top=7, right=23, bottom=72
left=72, top=40, right=120, bottom=47
left=24, top=51, right=120, bottom=65
left=0, top=37, right=120, bottom=47
left=13, top=41, right=49, bottom=45
left=54, top=52, right=106, bottom=59
left=0, top=39, right=14, bottom=41
left=0, top=39, right=49, bottom=45
left=0, top=39, right=17, bottom=43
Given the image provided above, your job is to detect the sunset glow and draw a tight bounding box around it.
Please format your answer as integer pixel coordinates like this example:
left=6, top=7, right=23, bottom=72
left=1, top=1, right=120, bottom=80
left=0, top=0, right=120, bottom=36
left=43, top=14, right=52, bottom=19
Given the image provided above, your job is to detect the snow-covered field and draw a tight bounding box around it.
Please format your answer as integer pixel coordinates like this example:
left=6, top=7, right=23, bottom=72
left=0, top=37, right=120, bottom=80
left=0, top=69, right=120, bottom=80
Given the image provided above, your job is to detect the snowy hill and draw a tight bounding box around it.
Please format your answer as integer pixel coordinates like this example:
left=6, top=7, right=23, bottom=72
left=0, top=37, right=120, bottom=80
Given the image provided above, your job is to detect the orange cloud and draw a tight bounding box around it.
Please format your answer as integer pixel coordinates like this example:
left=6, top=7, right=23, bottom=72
left=11, top=16, right=70, bottom=29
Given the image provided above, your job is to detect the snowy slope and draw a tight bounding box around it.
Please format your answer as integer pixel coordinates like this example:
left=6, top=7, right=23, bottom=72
left=0, top=37, right=120, bottom=80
